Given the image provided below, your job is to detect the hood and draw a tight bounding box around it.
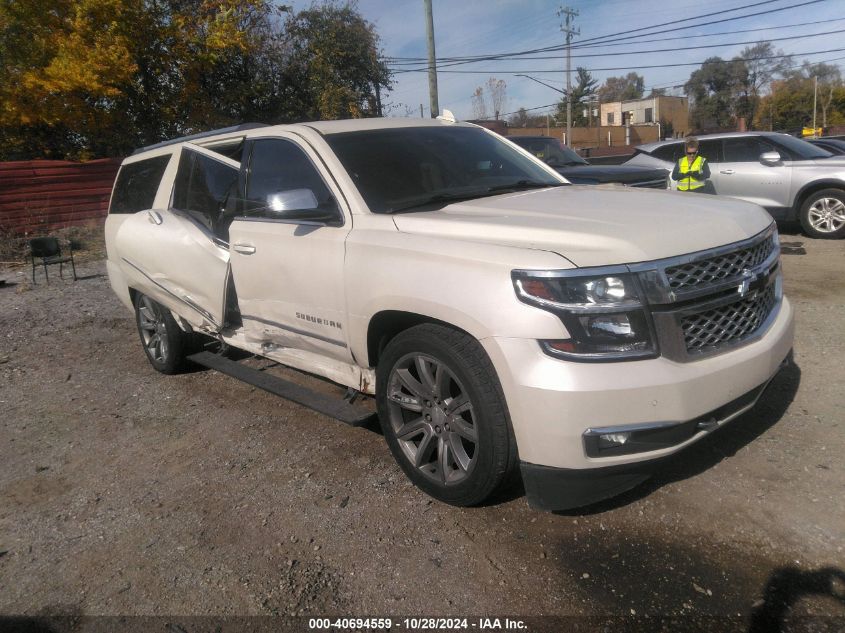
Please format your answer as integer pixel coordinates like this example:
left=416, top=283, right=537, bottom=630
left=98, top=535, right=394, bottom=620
left=391, top=186, right=773, bottom=268
left=554, top=164, right=668, bottom=185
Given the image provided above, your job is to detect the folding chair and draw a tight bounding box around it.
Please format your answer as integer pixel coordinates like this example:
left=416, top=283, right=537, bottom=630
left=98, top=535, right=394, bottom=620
left=28, top=237, right=77, bottom=284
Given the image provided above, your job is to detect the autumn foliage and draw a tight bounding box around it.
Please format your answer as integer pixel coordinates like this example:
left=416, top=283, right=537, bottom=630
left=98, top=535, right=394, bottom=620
left=0, top=0, right=391, bottom=160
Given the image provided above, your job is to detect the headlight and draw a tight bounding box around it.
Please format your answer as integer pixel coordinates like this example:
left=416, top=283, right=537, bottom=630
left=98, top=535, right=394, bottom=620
left=512, top=269, right=658, bottom=361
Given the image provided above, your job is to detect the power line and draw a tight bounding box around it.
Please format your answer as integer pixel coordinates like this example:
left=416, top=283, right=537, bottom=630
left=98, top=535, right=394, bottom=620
left=387, top=0, right=828, bottom=71
left=388, top=28, right=845, bottom=67
left=570, top=0, right=823, bottom=47
left=570, top=16, right=845, bottom=49
left=396, top=46, right=845, bottom=75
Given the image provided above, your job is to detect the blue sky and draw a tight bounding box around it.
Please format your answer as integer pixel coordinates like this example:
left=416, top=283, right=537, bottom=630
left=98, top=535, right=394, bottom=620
left=293, top=0, right=845, bottom=120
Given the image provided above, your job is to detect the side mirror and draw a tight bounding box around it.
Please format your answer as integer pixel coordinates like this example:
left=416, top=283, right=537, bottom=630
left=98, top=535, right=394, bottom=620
left=267, top=188, right=319, bottom=212
left=265, top=189, right=340, bottom=225
left=760, top=151, right=782, bottom=165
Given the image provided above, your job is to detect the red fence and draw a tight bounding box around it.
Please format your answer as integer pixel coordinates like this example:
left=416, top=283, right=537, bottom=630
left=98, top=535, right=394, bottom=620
left=0, top=158, right=122, bottom=235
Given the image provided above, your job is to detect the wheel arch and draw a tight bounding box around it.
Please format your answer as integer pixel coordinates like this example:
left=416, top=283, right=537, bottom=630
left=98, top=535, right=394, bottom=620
left=792, top=179, right=845, bottom=215
left=366, top=310, right=478, bottom=369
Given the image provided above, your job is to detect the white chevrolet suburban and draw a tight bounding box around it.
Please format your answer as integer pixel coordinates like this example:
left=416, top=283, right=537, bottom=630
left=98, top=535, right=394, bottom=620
left=105, top=117, right=794, bottom=511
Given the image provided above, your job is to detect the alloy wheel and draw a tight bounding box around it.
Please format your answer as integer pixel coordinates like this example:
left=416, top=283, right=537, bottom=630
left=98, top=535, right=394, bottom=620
left=808, top=197, right=845, bottom=233
left=385, top=353, right=478, bottom=485
left=137, top=296, right=170, bottom=364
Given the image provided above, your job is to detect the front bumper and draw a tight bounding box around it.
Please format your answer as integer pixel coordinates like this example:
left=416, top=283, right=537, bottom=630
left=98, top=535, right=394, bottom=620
left=480, top=296, right=794, bottom=509
left=519, top=358, right=790, bottom=511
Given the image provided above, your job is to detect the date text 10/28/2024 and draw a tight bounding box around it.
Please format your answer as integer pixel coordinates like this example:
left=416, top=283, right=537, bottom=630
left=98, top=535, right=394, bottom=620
left=308, top=618, right=528, bottom=630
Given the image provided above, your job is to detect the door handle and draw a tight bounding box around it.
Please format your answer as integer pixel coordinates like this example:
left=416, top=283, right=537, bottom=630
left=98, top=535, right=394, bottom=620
left=147, top=210, right=163, bottom=225
left=719, top=169, right=735, bottom=175
left=232, top=243, right=256, bottom=255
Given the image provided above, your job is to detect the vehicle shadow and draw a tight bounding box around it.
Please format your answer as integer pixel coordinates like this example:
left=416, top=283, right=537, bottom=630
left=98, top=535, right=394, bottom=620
left=748, top=565, right=845, bottom=632
left=554, top=358, right=801, bottom=516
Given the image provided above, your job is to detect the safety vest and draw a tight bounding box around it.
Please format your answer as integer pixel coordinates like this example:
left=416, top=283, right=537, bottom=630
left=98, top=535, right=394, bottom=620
left=678, top=155, right=706, bottom=191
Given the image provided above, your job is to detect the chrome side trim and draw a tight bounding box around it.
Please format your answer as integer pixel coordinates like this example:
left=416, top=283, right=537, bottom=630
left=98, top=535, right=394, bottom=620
left=242, top=314, right=347, bottom=348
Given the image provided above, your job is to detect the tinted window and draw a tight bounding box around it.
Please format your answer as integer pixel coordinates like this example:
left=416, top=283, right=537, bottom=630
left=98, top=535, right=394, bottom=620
left=651, top=143, right=683, bottom=163
left=722, top=137, right=780, bottom=162
left=325, top=127, right=561, bottom=213
left=172, top=150, right=239, bottom=231
left=109, top=155, right=171, bottom=214
left=244, top=139, right=335, bottom=218
left=697, top=139, right=722, bottom=162
left=511, top=137, right=586, bottom=166
left=770, top=134, right=833, bottom=160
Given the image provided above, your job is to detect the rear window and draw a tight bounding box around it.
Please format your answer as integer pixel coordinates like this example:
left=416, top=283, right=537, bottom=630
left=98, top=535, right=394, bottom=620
left=650, top=143, right=683, bottom=163
left=109, top=155, right=171, bottom=214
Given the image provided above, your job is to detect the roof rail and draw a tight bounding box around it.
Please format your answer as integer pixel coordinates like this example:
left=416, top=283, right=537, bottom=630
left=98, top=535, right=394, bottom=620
left=131, top=123, right=269, bottom=155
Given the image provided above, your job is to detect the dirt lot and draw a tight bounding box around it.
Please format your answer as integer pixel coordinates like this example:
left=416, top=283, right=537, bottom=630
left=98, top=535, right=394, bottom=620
left=0, top=229, right=843, bottom=631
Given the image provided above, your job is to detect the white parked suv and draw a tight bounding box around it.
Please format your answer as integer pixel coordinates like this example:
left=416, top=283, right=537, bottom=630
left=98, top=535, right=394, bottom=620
left=105, top=117, right=794, bottom=511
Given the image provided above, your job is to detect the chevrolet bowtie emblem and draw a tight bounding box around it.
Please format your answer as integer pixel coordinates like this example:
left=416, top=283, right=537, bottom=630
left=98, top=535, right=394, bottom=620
left=738, top=269, right=754, bottom=298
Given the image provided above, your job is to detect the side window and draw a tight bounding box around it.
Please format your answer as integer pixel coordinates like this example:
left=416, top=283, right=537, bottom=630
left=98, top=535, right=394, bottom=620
left=109, top=154, right=171, bottom=214
left=172, top=150, right=239, bottom=232
left=651, top=143, right=682, bottom=163
left=244, top=139, right=336, bottom=219
left=723, top=137, right=777, bottom=162
left=698, top=139, right=723, bottom=162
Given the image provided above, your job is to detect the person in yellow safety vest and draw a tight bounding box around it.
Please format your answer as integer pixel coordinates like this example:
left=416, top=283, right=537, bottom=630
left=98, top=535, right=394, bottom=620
left=671, top=136, right=712, bottom=192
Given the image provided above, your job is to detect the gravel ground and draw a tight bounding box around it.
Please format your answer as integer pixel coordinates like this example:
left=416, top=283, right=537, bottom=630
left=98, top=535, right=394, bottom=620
left=0, top=230, right=843, bottom=631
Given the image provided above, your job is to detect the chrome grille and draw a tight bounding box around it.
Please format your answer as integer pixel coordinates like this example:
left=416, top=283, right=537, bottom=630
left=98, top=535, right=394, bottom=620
left=665, top=234, right=776, bottom=291
left=681, top=285, right=777, bottom=352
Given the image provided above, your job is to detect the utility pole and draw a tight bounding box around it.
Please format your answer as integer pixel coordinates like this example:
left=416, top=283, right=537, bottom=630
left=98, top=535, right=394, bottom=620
left=423, top=0, right=439, bottom=118
left=558, top=6, right=579, bottom=147
left=812, top=75, right=818, bottom=136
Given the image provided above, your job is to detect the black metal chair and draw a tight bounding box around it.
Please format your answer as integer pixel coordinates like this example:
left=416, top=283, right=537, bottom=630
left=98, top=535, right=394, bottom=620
left=28, top=237, right=77, bottom=284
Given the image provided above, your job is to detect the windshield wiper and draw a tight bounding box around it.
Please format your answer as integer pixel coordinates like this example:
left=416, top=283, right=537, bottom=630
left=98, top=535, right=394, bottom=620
left=389, top=192, right=493, bottom=213
left=485, top=180, right=565, bottom=193
left=388, top=181, right=565, bottom=213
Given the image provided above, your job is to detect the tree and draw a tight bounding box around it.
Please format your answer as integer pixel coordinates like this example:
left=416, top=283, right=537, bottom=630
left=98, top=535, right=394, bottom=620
left=804, top=62, right=842, bottom=128
left=0, top=0, right=392, bottom=159
left=283, top=3, right=391, bottom=121
left=487, top=78, right=507, bottom=120
left=507, top=107, right=553, bottom=128
left=597, top=72, right=644, bottom=103
left=732, top=42, right=792, bottom=128
left=685, top=57, right=741, bottom=131
left=556, top=67, right=598, bottom=126
left=471, top=87, right=488, bottom=120
left=757, top=65, right=845, bottom=131
left=470, top=77, right=507, bottom=120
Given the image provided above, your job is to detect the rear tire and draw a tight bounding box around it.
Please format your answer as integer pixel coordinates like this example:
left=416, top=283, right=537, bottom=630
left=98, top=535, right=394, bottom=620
left=799, top=189, right=845, bottom=239
left=376, top=323, right=516, bottom=507
left=134, top=294, right=192, bottom=374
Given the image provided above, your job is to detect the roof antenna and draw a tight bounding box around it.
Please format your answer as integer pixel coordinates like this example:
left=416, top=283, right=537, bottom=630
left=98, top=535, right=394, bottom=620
left=437, top=109, right=456, bottom=123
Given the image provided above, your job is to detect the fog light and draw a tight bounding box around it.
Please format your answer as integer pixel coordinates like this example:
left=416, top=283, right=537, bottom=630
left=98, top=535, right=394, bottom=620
left=599, top=432, right=631, bottom=447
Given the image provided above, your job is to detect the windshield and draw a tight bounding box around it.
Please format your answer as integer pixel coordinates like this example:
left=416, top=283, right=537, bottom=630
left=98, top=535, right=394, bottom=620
left=324, top=126, right=564, bottom=213
left=771, top=134, right=833, bottom=160
left=510, top=137, right=588, bottom=166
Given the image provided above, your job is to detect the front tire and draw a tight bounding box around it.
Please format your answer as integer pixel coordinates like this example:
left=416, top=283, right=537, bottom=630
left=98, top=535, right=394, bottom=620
left=799, top=189, right=845, bottom=239
left=134, top=294, right=191, bottom=374
left=376, top=324, right=516, bottom=506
